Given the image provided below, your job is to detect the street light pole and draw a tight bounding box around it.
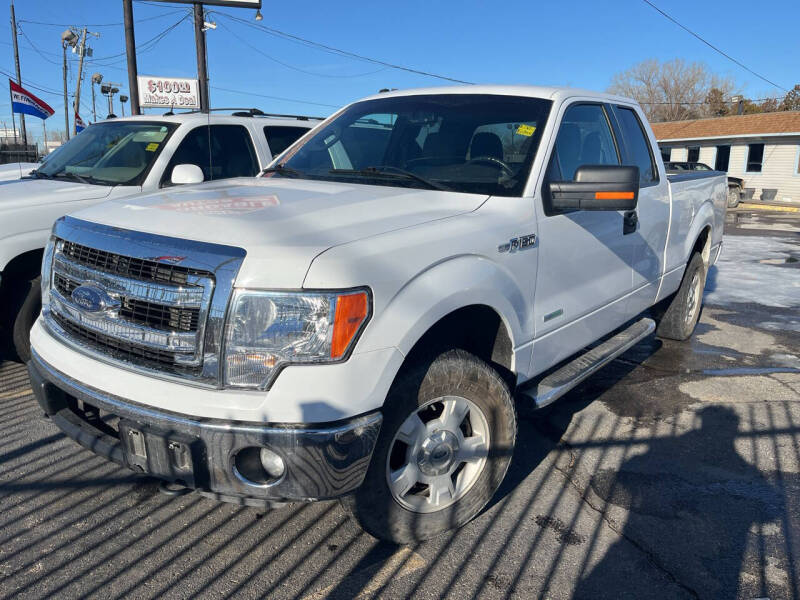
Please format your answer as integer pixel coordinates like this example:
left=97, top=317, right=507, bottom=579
left=91, top=73, right=102, bottom=123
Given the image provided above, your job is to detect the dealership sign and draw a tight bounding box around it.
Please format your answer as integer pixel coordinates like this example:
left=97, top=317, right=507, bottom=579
left=137, top=76, right=200, bottom=109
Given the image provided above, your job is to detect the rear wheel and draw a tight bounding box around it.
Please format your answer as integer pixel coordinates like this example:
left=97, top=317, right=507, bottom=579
left=343, top=349, right=516, bottom=543
left=653, top=253, right=706, bottom=341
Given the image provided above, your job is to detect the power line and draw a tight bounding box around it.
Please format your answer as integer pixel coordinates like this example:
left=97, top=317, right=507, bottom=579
left=210, top=85, right=339, bottom=109
left=87, top=14, right=189, bottom=63
left=215, top=21, right=387, bottom=79
left=213, top=12, right=473, bottom=85
left=640, top=0, right=788, bottom=91
left=17, top=9, right=186, bottom=29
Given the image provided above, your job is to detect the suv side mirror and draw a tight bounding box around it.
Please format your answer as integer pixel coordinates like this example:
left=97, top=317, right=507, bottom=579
left=547, top=165, right=639, bottom=211
left=171, top=164, right=205, bottom=185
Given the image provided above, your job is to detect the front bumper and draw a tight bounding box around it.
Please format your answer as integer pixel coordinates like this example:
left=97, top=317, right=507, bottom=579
left=28, top=350, right=382, bottom=506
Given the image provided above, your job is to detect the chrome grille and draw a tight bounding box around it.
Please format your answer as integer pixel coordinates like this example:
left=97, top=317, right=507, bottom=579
left=43, top=217, right=246, bottom=387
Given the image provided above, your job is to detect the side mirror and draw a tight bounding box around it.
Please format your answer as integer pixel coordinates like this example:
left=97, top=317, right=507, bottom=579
left=171, top=164, right=205, bottom=185
left=548, top=165, right=639, bottom=211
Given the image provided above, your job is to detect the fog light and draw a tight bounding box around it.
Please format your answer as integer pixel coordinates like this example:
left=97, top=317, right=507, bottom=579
left=260, top=447, right=286, bottom=478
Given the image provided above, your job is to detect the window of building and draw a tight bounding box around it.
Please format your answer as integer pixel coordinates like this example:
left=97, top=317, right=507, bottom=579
left=659, top=146, right=671, bottom=162
left=687, top=146, right=700, bottom=162
left=715, top=145, right=730, bottom=172
left=746, top=143, right=764, bottom=173
left=614, top=106, right=659, bottom=185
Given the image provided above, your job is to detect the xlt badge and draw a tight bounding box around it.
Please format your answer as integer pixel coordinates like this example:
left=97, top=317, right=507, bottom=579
left=498, top=234, right=536, bottom=253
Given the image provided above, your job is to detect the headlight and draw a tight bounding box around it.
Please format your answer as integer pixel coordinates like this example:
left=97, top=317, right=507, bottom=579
left=223, top=289, right=370, bottom=389
left=40, top=236, right=57, bottom=307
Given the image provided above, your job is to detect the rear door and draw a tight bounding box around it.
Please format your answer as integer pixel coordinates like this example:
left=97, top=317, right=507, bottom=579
left=609, top=104, right=670, bottom=313
left=531, top=101, right=635, bottom=373
left=263, top=125, right=311, bottom=161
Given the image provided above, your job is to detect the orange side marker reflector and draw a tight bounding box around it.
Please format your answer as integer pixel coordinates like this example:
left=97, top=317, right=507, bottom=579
left=595, top=191, right=634, bottom=200
left=331, top=292, right=369, bottom=358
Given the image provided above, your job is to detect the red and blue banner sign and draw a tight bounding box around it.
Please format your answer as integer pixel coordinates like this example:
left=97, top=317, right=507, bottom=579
left=75, top=113, right=86, bottom=132
left=9, top=79, right=55, bottom=120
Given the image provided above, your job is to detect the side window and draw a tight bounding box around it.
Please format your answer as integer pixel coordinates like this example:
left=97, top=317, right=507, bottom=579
left=547, top=104, right=619, bottom=182
left=163, top=125, right=258, bottom=185
left=615, top=106, right=659, bottom=185
left=263, top=126, right=309, bottom=157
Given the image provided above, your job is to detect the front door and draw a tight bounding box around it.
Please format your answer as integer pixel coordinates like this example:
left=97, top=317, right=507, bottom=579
left=530, top=102, right=635, bottom=374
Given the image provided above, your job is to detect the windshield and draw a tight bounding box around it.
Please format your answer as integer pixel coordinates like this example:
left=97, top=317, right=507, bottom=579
left=273, top=94, right=552, bottom=196
left=35, top=121, right=177, bottom=186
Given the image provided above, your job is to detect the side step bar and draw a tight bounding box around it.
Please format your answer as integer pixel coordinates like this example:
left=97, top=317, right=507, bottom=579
left=517, top=317, right=656, bottom=409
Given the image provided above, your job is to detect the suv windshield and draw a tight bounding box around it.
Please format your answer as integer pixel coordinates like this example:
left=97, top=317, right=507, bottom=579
left=34, top=121, right=177, bottom=186
left=274, top=94, right=552, bottom=196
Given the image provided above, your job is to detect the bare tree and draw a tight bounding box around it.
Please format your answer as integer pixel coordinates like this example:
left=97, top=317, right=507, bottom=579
left=608, top=59, right=736, bottom=122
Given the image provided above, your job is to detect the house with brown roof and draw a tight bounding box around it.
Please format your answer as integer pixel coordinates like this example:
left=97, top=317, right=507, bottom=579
left=652, top=111, right=800, bottom=205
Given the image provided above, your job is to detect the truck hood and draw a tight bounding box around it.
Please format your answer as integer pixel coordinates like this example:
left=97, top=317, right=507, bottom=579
left=72, top=177, right=488, bottom=288
left=0, top=177, right=114, bottom=210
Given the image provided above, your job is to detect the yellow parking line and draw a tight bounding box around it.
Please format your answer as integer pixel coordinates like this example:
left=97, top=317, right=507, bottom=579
left=0, top=387, right=32, bottom=400
left=737, top=203, right=800, bottom=213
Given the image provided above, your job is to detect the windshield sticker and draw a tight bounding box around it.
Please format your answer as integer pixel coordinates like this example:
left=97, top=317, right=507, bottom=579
left=155, top=195, right=280, bottom=215
left=516, top=124, right=536, bottom=137
left=145, top=142, right=159, bottom=152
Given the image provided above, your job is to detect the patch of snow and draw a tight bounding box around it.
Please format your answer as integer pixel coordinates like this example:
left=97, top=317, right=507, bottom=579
left=704, top=235, right=800, bottom=309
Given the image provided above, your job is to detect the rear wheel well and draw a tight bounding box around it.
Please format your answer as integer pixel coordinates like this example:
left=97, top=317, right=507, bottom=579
left=692, top=226, right=711, bottom=266
left=404, top=305, right=515, bottom=386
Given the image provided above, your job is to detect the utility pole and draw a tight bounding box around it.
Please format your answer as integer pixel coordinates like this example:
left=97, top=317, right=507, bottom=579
left=10, top=0, right=27, bottom=145
left=62, top=41, right=70, bottom=140
left=193, top=3, right=209, bottom=113
left=122, top=0, right=140, bottom=115
left=72, top=27, right=87, bottom=136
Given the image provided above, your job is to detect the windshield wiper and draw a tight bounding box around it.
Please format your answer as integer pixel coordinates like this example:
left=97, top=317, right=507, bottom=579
left=51, top=171, right=105, bottom=186
left=329, top=166, right=450, bottom=191
left=262, top=164, right=305, bottom=178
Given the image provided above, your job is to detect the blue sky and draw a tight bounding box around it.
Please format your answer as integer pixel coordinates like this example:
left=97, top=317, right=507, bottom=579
left=2, top=0, right=798, bottom=145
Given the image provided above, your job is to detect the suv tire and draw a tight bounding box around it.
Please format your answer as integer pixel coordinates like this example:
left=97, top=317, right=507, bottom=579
left=342, top=349, right=516, bottom=543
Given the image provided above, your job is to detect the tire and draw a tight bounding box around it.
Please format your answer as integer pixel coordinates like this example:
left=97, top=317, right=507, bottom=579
left=11, top=275, right=41, bottom=363
left=654, top=253, right=706, bottom=341
left=342, top=349, right=516, bottom=544
left=727, top=186, right=741, bottom=208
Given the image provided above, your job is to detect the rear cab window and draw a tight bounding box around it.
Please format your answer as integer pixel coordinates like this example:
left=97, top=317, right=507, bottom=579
left=612, top=105, right=660, bottom=186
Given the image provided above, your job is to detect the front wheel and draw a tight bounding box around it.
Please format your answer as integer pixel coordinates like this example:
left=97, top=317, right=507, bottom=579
left=343, top=349, right=516, bottom=544
left=11, top=275, right=41, bottom=363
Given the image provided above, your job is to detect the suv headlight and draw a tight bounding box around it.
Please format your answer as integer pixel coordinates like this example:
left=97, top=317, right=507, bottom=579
left=223, top=289, right=370, bottom=389
left=40, top=236, right=57, bottom=307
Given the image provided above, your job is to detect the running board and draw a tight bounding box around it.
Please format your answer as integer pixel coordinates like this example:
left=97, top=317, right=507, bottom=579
left=518, top=317, right=656, bottom=410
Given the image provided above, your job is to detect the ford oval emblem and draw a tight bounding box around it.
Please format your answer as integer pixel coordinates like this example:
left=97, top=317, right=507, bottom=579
left=71, top=284, right=118, bottom=313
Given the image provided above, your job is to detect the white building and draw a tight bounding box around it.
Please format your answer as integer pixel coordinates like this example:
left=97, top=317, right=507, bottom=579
left=653, top=111, right=800, bottom=205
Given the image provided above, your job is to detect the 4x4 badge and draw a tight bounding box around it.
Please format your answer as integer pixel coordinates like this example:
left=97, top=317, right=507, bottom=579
left=498, top=234, right=536, bottom=253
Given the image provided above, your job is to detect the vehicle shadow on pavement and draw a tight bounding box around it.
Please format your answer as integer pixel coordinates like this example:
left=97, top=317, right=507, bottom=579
left=573, top=405, right=782, bottom=599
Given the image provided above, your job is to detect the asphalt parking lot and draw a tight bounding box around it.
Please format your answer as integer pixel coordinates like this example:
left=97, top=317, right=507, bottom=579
left=1, top=209, right=798, bottom=600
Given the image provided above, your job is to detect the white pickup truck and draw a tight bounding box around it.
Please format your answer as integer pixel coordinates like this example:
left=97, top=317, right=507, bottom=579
left=28, top=86, right=726, bottom=543
left=0, top=111, right=317, bottom=360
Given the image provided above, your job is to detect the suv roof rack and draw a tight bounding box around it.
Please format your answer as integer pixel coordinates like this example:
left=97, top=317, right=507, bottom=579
left=170, top=107, right=324, bottom=120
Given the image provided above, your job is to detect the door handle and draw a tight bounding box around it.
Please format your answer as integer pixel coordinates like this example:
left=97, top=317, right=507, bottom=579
left=623, top=211, right=638, bottom=235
